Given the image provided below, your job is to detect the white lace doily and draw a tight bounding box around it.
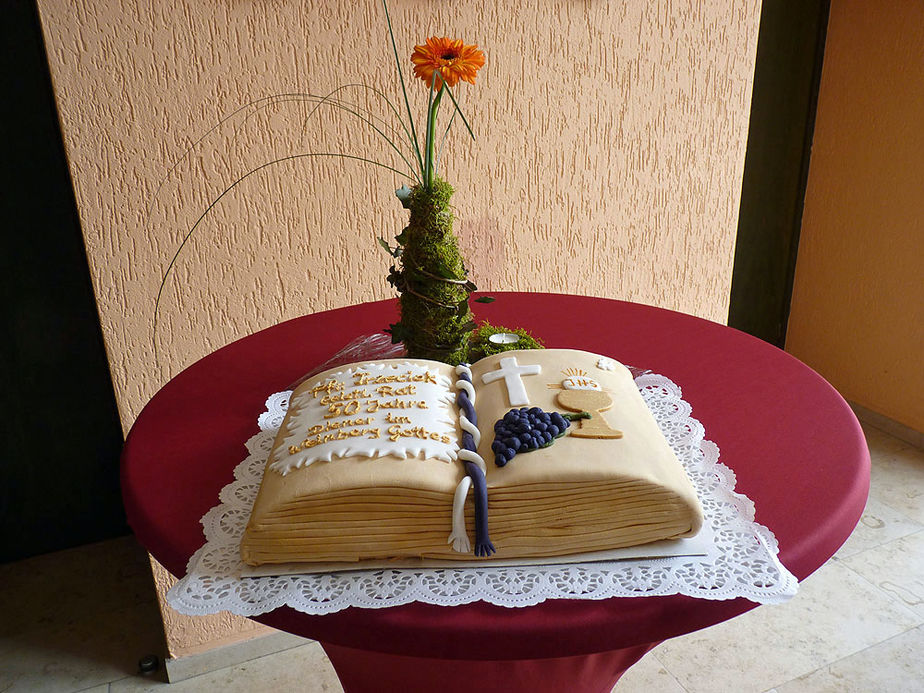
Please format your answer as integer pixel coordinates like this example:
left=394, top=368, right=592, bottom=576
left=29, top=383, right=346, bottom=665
left=167, top=373, right=798, bottom=615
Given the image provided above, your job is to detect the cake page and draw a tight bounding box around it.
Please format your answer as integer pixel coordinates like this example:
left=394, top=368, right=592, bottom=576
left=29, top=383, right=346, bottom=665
left=240, top=529, right=714, bottom=576
left=241, top=358, right=470, bottom=565
left=469, top=349, right=701, bottom=502
left=459, top=349, right=703, bottom=559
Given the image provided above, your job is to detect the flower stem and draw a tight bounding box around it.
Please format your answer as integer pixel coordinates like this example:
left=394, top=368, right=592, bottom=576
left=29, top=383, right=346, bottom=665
left=425, top=85, right=444, bottom=188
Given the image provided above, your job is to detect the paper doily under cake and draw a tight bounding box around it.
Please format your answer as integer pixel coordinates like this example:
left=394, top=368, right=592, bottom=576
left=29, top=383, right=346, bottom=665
left=167, top=372, right=798, bottom=615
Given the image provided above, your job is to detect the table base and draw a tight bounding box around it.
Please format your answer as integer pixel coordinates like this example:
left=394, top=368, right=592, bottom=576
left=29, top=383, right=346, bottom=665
left=321, top=641, right=658, bottom=693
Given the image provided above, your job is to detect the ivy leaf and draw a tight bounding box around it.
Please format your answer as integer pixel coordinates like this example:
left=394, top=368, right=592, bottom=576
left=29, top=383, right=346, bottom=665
left=385, top=322, right=407, bottom=344
left=377, top=237, right=399, bottom=258
left=474, top=296, right=496, bottom=304
left=429, top=260, right=460, bottom=280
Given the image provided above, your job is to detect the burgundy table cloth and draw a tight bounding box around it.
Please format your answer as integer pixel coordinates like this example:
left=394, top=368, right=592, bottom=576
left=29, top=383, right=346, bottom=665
left=122, top=294, right=870, bottom=691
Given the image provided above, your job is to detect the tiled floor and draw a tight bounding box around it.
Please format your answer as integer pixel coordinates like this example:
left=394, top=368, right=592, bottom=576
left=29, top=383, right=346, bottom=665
left=1, top=422, right=921, bottom=692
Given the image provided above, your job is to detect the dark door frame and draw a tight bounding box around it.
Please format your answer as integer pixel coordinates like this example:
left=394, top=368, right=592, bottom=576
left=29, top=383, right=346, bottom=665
left=1, top=0, right=127, bottom=562
left=728, top=0, right=831, bottom=346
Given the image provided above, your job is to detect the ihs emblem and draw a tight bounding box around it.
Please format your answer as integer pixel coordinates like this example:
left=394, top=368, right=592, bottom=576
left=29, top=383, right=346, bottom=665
left=548, top=368, right=623, bottom=439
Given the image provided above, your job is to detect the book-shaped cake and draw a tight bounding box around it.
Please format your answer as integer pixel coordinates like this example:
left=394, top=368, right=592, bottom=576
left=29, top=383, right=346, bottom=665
left=240, top=348, right=703, bottom=566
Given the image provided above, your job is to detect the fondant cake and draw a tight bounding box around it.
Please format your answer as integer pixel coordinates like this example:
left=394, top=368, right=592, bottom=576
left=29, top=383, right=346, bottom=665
left=241, top=348, right=703, bottom=566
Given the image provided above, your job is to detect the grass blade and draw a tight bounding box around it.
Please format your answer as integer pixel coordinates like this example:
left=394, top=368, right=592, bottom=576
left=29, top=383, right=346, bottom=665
left=153, top=152, right=415, bottom=348
left=301, top=84, right=417, bottom=164
left=436, top=97, right=458, bottom=173
left=381, top=0, right=424, bottom=179
left=303, top=83, right=420, bottom=184
left=441, top=83, right=475, bottom=141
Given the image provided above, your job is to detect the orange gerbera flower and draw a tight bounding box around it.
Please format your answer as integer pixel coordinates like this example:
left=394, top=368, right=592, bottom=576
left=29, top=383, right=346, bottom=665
left=411, top=36, right=485, bottom=88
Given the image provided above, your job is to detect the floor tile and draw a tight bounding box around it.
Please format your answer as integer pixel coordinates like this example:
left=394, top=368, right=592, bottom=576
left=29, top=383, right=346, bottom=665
left=867, top=445, right=924, bottom=524
left=613, top=650, right=687, bottom=692
left=860, top=422, right=915, bottom=457
left=840, top=530, right=924, bottom=619
left=652, top=559, right=920, bottom=693
left=773, top=624, right=924, bottom=693
left=0, top=536, right=158, bottom=639
left=834, top=495, right=923, bottom=559
left=0, top=601, right=165, bottom=693
left=110, top=641, right=342, bottom=692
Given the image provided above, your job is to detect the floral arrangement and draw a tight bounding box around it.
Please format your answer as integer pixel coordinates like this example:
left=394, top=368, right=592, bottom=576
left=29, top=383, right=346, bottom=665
left=154, top=0, right=541, bottom=365
left=376, top=5, right=490, bottom=364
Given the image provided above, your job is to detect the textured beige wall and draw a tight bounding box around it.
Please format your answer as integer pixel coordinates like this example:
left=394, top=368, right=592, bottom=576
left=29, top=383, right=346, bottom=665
left=37, top=0, right=759, bottom=660
left=148, top=557, right=272, bottom=658
left=787, top=0, right=924, bottom=433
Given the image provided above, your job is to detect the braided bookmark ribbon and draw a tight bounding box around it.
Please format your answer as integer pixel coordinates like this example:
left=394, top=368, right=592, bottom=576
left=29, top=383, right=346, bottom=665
left=449, top=364, right=495, bottom=557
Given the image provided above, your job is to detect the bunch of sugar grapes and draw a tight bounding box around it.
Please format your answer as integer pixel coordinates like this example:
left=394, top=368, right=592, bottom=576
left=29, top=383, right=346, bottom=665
left=491, top=407, right=571, bottom=467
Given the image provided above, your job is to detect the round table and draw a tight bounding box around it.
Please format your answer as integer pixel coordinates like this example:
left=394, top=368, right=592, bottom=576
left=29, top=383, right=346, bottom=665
left=122, top=294, right=870, bottom=692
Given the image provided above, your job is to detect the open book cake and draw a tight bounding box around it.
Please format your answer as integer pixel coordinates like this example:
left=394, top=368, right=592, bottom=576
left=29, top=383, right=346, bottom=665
left=240, top=348, right=703, bottom=566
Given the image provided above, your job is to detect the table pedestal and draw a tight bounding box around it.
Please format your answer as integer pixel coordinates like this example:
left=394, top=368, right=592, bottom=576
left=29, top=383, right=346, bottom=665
left=321, top=641, right=658, bottom=693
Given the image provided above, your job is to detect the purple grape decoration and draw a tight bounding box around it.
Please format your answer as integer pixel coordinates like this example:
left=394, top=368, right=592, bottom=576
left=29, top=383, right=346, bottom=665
left=491, top=407, right=589, bottom=467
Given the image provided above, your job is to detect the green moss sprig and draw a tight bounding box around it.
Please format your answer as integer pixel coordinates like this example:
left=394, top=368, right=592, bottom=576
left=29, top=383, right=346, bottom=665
left=466, top=322, right=544, bottom=362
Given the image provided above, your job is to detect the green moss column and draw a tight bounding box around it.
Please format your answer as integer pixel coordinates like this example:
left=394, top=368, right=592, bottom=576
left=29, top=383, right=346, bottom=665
left=387, top=179, right=474, bottom=364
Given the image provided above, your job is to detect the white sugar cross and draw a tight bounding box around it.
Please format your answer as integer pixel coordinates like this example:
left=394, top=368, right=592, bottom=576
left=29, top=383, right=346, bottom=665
left=481, top=356, right=542, bottom=406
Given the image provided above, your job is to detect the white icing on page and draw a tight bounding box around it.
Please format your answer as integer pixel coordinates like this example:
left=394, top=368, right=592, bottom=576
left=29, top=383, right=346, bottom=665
left=480, top=356, right=542, bottom=406
left=270, top=362, right=458, bottom=475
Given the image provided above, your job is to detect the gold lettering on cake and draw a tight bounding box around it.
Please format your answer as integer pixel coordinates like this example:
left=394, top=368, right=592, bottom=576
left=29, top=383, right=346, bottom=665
left=305, top=417, right=375, bottom=437
left=366, top=398, right=428, bottom=413
left=310, top=379, right=343, bottom=398
left=385, top=412, right=412, bottom=424
left=376, top=384, right=417, bottom=397
left=319, top=389, right=372, bottom=406
left=353, top=370, right=438, bottom=386
left=288, top=426, right=381, bottom=453
left=323, top=399, right=362, bottom=418
left=386, top=424, right=452, bottom=444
